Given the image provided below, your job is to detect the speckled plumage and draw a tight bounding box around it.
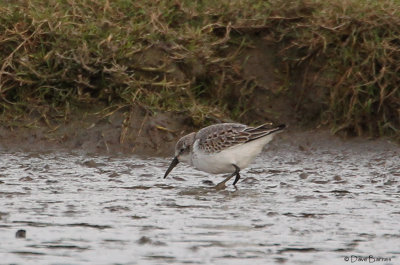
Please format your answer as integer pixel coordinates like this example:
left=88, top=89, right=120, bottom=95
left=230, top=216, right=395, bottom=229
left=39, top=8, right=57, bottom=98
left=196, top=123, right=285, bottom=153
left=164, top=122, right=286, bottom=186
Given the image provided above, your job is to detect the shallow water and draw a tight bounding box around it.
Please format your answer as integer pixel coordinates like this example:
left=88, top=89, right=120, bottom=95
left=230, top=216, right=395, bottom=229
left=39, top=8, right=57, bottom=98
left=1, top=138, right=399, bottom=265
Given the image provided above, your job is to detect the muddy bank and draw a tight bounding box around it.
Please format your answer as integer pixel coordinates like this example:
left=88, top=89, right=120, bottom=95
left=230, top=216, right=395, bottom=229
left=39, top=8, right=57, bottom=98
left=0, top=106, right=191, bottom=156
left=1, top=0, right=400, bottom=146
left=0, top=105, right=397, bottom=156
left=0, top=34, right=304, bottom=156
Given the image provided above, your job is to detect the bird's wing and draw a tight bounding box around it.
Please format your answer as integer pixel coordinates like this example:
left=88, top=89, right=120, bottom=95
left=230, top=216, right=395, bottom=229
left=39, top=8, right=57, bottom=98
left=196, top=123, right=285, bottom=153
left=244, top=123, right=286, bottom=142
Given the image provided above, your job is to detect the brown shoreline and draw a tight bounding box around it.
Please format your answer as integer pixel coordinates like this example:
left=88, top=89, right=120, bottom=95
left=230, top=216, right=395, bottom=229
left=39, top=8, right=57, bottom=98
left=1, top=106, right=397, bottom=156
left=0, top=106, right=188, bottom=156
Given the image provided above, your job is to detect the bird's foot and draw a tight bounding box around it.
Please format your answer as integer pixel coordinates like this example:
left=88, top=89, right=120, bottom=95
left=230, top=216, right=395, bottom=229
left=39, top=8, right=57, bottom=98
left=215, top=173, right=233, bottom=190
left=215, top=181, right=227, bottom=190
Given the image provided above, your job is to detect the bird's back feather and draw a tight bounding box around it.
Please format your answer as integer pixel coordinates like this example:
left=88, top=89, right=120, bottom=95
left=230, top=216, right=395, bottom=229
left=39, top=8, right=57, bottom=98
left=195, top=123, right=285, bottom=154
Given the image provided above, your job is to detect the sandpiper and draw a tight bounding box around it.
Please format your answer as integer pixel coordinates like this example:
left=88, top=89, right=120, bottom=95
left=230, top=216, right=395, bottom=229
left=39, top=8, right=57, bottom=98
left=164, top=123, right=286, bottom=187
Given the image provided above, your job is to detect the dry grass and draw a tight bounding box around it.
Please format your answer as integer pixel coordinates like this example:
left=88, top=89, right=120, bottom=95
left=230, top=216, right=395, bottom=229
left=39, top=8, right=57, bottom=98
left=0, top=0, right=399, bottom=138
left=274, top=0, right=400, bottom=137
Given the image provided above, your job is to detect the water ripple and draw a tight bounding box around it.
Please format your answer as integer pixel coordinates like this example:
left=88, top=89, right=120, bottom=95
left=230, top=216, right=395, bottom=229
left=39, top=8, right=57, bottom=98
left=0, top=140, right=399, bottom=264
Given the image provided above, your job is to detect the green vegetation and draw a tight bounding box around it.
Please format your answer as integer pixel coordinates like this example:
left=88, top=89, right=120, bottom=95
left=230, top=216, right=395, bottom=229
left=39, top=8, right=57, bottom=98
left=1, top=0, right=399, bottom=138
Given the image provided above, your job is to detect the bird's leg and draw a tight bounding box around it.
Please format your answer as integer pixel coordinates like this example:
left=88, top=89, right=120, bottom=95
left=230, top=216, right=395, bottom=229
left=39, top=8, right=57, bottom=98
left=232, top=164, right=241, bottom=186
left=215, top=164, right=241, bottom=190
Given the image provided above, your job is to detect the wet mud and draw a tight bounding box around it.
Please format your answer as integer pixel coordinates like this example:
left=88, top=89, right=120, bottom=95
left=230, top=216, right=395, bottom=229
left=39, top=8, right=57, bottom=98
left=0, top=106, right=192, bottom=156
left=0, top=132, right=399, bottom=264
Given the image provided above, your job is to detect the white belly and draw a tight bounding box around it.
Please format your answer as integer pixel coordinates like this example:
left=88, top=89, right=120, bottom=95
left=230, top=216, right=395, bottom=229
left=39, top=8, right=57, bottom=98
left=191, top=135, right=274, bottom=174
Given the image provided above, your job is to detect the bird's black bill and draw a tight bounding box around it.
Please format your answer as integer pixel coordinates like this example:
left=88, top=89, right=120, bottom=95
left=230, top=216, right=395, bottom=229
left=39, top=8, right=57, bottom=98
left=164, top=157, right=179, bottom=179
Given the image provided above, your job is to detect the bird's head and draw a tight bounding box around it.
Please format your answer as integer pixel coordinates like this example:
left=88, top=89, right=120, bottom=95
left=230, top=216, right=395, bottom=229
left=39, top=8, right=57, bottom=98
left=164, top=132, right=196, bottom=178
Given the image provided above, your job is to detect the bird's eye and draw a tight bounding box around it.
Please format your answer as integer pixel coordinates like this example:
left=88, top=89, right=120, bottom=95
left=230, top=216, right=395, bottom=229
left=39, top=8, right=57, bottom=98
left=180, top=148, right=185, bottom=153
